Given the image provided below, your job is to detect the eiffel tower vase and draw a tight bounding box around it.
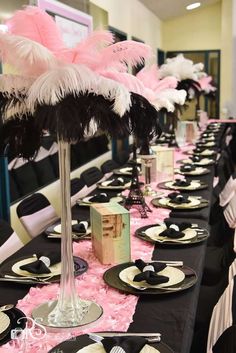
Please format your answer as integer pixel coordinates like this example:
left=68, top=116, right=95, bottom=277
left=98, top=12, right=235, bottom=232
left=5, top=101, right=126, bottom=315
left=124, top=161, right=152, bottom=218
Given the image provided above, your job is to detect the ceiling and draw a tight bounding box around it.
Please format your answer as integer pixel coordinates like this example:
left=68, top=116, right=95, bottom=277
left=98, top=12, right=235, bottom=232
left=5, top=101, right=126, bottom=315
left=139, top=0, right=220, bottom=20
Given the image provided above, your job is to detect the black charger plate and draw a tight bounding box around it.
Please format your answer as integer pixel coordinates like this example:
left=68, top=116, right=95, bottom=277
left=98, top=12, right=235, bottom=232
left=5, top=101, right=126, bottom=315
left=151, top=197, right=209, bottom=210
left=0, top=256, right=88, bottom=285
left=48, top=333, right=174, bottom=353
left=0, top=307, right=26, bottom=346
left=157, top=181, right=208, bottom=192
left=103, top=262, right=197, bottom=295
left=135, top=223, right=209, bottom=246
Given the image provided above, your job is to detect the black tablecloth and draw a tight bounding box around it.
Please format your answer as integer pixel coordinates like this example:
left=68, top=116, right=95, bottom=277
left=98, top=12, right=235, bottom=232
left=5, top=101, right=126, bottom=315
left=0, top=126, right=227, bottom=353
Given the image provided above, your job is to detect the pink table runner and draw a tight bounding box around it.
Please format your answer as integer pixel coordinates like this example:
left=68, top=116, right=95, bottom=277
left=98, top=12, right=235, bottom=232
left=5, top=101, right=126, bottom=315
left=0, top=147, right=191, bottom=353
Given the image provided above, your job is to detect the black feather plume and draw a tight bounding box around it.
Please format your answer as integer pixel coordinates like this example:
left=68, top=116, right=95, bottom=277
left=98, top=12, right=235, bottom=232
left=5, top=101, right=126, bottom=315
left=0, top=114, right=41, bottom=159
left=177, top=79, right=201, bottom=101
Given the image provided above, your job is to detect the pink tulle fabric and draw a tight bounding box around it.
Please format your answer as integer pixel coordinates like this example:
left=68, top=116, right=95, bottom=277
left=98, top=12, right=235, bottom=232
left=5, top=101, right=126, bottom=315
left=0, top=147, right=191, bottom=353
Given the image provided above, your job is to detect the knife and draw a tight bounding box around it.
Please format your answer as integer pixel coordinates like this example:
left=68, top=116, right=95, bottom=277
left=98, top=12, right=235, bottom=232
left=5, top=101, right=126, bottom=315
left=89, top=332, right=161, bottom=343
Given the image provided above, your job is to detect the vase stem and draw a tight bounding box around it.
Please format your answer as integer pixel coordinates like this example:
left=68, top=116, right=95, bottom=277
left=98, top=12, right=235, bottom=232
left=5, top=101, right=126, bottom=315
left=48, top=139, right=89, bottom=327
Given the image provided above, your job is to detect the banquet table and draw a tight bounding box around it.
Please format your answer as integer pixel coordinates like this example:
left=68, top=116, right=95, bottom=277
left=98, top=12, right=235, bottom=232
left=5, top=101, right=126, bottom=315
left=0, top=124, right=227, bottom=353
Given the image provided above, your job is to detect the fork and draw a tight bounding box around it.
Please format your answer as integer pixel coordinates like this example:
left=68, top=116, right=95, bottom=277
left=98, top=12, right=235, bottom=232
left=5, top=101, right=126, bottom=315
left=4, top=274, right=54, bottom=282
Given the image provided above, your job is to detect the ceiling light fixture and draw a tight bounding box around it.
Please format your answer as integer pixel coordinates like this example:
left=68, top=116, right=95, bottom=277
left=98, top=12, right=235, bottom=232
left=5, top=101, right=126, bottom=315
left=186, top=2, right=201, bottom=10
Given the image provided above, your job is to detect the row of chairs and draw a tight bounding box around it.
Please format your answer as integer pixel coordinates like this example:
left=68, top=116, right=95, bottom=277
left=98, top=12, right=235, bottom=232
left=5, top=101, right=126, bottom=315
left=0, top=159, right=121, bottom=264
left=9, top=134, right=110, bottom=202
left=191, top=123, right=236, bottom=353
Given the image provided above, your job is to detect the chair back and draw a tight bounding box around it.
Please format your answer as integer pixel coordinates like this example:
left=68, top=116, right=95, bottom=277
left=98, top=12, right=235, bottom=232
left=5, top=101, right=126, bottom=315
left=17, top=193, right=58, bottom=238
left=0, top=219, right=24, bottom=263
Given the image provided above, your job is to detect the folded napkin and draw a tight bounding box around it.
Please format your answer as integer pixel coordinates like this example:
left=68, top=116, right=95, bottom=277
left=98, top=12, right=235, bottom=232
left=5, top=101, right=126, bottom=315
left=20, top=252, right=60, bottom=274
left=72, top=221, right=90, bottom=234
left=168, top=192, right=191, bottom=204
left=173, top=179, right=191, bottom=187
left=180, top=164, right=196, bottom=172
left=108, top=177, right=127, bottom=186
left=191, top=155, right=202, bottom=163
left=88, top=193, right=110, bottom=203
left=102, top=336, right=147, bottom=353
left=133, top=259, right=168, bottom=285
left=193, top=147, right=204, bottom=154
left=159, top=220, right=192, bottom=238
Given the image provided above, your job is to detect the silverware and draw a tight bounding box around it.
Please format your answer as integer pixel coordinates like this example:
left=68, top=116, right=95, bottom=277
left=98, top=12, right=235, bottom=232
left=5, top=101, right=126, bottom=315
left=4, top=274, right=54, bottom=282
left=0, top=304, right=14, bottom=312
left=89, top=332, right=161, bottom=343
left=0, top=277, right=52, bottom=284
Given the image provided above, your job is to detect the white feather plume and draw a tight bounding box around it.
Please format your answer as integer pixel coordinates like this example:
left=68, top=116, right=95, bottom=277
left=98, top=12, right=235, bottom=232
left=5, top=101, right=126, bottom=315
left=27, top=64, right=131, bottom=116
left=159, top=54, right=204, bottom=81
left=153, top=89, right=187, bottom=112
left=0, top=32, right=58, bottom=76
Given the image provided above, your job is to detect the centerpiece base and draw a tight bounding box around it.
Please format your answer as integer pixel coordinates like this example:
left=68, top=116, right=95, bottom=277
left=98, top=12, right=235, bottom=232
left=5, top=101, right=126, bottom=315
left=32, top=299, right=103, bottom=328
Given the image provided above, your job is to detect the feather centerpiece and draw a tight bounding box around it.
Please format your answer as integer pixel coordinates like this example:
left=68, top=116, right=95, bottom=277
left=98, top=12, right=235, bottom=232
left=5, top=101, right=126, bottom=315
left=0, top=5, right=163, bottom=329
left=7, top=6, right=65, bottom=54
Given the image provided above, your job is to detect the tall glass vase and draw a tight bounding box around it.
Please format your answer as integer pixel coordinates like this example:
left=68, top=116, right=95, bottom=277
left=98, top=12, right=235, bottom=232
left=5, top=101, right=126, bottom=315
left=32, top=140, right=103, bottom=328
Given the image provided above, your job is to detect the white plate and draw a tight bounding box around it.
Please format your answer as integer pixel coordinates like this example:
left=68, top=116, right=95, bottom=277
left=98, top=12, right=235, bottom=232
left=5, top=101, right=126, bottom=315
left=119, top=265, right=185, bottom=289
left=158, top=196, right=201, bottom=208
left=165, top=181, right=201, bottom=190
left=12, top=257, right=61, bottom=278
left=175, top=167, right=207, bottom=175
left=119, top=167, right=133, bottom=174
left=100, top=180, right=131, bottom=188
left=182, top=158, right=213, bottom=166
left=54, top=220, right=78, bottom=234
left=77, top=342, right=159, bottom=353
left=81, top=196, right=123, bottom=204
left=0, top=312, right=10, bottom=335
left=198, top=142, right=215, bottom=147
left=145, top=225, right=197, bottom=242
left=196, top=149, right=215, bottom=156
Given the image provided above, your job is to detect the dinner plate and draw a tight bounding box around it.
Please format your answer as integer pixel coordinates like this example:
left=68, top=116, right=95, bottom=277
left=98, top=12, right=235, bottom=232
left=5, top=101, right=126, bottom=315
left=45, top=221, right=91, bottom=240
left=48, top=333, right=174, bottom=353
left=196, top=141, right=216, bottom=147
left=0, top=256, right=88, bottom=284
left=186, top=149, right=216, bottom=157
left=78, top=342, right=159, bottom=353
left=145, top=225, right=197, bottom=242
left=158, top=180, right=207, bottom=191
left=77, top=196, right=123, bottom=206
left=119, top=265, right=185, bottom=289
left=135, top=223, right=209, bottom=246
left=177, top=158, right=214, bottom=166
left=103, top=262, right=197, bottom=295
left=0, top=312, right=10, bottom=339
left=151, top=196, right=209, bottom=210
left=114, top=167, right=141, bottom=176
left=97, top=179, right=131, bottom=190
left=175, top=167, right=210, bottom=176
left=0, top=307, right=26, bottom=346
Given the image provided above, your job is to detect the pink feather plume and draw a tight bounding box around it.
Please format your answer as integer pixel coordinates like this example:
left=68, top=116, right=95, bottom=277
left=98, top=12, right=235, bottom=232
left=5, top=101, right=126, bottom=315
left=61, top=30, right=114, bottom=64
left=7, top=6, right=65, bottom=54
left=99, top=70, right=156, bottom=102
left=137, top=64, right=178, bottom=92
left=93, top=40, right=153, bottom=71
left=198, top=75, right=216, bottom=92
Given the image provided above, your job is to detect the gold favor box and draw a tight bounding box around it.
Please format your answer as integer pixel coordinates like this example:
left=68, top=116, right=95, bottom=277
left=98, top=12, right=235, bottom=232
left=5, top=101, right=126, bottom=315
left=90, top=203, right=131, bottom=265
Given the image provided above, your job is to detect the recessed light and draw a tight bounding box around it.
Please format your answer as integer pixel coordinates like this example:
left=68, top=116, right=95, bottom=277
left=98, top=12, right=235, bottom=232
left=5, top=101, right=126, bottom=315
left=186, top=2, right=201, bottom=10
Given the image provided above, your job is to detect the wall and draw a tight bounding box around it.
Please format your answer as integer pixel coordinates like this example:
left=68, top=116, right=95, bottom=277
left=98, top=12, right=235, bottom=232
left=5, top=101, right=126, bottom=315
left=220, top=0, right=233, bottom=115
left=90, top=0, right=162, bottom=55
left=231, top=0, right=236, bottom=116
left=162, top=2, right=221, bottom=51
